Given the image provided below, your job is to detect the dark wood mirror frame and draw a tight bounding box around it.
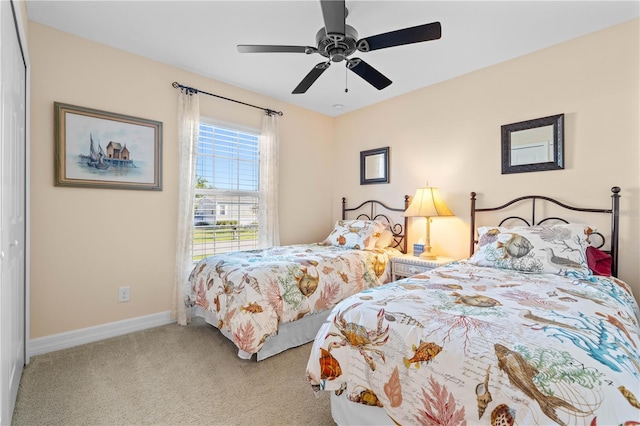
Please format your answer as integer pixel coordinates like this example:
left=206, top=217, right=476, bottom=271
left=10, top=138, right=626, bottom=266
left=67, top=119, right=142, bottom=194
left=501, top=114, right=564, bottom=174
left=360, top=146, right=389, bottom=185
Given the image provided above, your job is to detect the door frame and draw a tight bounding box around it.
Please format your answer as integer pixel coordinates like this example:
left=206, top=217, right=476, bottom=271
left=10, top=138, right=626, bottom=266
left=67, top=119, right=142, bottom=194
left=9, top=0, right=30, bottom=366
left=13, top=0, right=31, bottom=366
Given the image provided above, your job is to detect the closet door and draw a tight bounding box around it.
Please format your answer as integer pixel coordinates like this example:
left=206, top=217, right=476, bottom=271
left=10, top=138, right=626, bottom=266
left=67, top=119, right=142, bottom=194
left=0, top=0, right=27, bottom=423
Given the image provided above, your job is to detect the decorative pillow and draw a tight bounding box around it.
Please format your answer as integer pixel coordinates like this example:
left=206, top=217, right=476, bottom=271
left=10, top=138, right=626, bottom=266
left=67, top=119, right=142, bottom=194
left=325, top=220, right=386, bottom=250
left=586, top=246, right=612, bottom=276
left=468, top=224, right=592, bottom=276
left=375, top=229, right=394, bottom=248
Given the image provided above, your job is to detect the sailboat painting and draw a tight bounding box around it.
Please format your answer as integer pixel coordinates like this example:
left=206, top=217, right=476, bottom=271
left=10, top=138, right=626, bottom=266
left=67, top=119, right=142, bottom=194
left=81, top=133, right=112, bottom=170
left=54, top=102, right=162, bottom=190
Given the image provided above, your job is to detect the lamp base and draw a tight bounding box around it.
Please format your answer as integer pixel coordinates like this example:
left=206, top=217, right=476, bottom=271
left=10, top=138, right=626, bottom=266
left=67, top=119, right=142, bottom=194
left=419, top=251, right=437, bottom=260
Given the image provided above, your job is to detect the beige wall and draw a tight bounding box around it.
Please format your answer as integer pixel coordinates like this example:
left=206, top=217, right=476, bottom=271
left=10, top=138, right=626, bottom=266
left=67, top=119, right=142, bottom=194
left=29, top=18, right=639, bottom=339
left=28, top=22, right=333, bottom=338
left=17, top=1, right=28, bottom=42
left=332, top=19, right=640, bottom=300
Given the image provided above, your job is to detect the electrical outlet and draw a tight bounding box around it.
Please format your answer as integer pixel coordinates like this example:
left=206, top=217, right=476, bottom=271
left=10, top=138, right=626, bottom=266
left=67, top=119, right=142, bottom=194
left=118, top=286, right=130, bottom=303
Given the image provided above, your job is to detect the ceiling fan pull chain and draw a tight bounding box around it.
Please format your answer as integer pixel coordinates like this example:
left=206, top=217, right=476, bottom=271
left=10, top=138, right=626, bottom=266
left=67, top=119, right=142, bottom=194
left=345, top=67, right=349, bottom=93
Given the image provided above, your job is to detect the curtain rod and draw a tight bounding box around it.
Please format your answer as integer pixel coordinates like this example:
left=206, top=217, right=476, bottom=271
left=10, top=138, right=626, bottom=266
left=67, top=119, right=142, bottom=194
left=172, top=82, right=283, bottom=116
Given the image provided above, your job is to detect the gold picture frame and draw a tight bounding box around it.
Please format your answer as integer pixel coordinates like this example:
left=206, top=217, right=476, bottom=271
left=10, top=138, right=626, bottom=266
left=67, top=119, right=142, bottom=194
left=54, top=102, right=162, bottom=190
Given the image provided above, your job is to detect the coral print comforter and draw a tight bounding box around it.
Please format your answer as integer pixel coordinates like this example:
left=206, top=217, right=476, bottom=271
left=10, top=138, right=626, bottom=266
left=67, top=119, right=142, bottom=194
left=306, top=262, right=640, bottom=425
left=187, top=243, right=400, bottom=357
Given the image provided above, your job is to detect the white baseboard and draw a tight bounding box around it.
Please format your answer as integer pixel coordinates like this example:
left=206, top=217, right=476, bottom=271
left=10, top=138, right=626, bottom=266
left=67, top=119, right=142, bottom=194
left=27, top=311, right=176, bottom=358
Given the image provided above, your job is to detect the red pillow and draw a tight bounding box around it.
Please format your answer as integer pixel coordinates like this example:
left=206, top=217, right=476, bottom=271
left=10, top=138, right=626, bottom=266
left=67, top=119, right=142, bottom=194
left=586, top=246, right=612, bottom=276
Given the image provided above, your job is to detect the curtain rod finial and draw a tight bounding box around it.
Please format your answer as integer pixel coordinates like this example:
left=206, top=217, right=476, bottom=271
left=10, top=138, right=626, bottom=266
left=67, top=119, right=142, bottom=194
left=172, top=82, right=179, bottom=88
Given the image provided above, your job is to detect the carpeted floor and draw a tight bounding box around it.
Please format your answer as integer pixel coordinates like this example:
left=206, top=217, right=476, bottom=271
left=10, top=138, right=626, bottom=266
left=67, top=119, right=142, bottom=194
left=12, top=317, right=334, bottom=425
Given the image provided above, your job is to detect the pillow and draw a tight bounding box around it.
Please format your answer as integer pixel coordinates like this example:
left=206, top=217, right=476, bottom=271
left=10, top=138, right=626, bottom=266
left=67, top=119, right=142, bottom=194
left=586, top=246, right=612, bottom=276
left=325, top=220, right=386, bottom=250
left=375, top=229, right=394, bottom=248
left=468, top=224, right=591, bottom=276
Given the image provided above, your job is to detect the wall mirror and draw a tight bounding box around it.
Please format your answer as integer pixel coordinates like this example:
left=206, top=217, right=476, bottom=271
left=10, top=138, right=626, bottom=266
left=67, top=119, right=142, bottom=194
left=360, top=146, right=389, bottom=185
left=501, top=114, right=564, bottom=174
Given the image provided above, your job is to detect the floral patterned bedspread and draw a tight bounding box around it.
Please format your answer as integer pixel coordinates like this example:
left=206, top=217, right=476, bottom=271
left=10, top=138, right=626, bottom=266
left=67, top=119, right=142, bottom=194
left=187, top=243, right=400, bottom=356
left=306, top=261, right=640, bottom=425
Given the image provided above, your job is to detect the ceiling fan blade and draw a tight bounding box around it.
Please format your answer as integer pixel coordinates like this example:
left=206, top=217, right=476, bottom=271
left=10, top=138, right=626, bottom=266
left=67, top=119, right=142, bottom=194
left=292, top=62, right=331, bottom=94
left=347, top=58, right=392, bottom=90
left=320, top=0, right=346, bottom=40
left=357, top=22, right=442, bottom=52
left=238, top=45, right=314, bottom=54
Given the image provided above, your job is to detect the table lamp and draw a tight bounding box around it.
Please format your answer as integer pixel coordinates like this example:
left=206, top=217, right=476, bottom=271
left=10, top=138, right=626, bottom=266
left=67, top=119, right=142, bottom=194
left=403, top=186, right=454, bottom=259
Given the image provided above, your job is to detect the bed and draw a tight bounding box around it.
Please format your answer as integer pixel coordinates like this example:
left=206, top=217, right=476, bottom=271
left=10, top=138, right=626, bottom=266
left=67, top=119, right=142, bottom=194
left=306, top=187, right=640, bottom=425
left=187, top=196, right=409, bottom=361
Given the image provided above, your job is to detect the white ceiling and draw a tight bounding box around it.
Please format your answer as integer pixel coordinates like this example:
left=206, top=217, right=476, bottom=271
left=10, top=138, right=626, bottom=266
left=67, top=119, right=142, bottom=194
left=26, top=1, right=639, bottom=116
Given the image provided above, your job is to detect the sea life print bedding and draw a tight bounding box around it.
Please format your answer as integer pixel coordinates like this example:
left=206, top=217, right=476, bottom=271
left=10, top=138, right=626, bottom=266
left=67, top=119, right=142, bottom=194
left=187, top=243, right=400, bottom=357
left=306, top=261, right=640, bottom=425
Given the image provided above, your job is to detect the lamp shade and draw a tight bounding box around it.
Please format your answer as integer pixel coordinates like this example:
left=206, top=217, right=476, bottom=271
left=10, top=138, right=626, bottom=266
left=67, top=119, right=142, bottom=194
left=403, top=187, right=454, bottom=218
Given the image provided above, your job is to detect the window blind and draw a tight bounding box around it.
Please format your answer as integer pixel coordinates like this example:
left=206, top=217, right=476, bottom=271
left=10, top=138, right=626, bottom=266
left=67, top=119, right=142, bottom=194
left=193, top=122, right=259, bottom=260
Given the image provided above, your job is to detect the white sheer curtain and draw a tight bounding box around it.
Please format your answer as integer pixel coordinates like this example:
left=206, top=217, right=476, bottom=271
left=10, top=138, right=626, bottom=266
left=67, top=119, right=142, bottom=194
left=172, top=89, right=199, bottom=326
left=258, top=113, right=280, bottom=248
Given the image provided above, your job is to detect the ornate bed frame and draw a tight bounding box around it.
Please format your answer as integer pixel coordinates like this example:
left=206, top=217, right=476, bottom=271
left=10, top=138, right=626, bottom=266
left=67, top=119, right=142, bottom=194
left=469, top=186, right=621, bottom=276
left=342, top=195, right=410, bottom=253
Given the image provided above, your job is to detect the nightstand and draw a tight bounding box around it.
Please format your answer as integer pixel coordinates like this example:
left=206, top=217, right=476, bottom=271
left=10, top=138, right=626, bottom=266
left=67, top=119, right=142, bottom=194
left=391, top=254, right=455, bottom=280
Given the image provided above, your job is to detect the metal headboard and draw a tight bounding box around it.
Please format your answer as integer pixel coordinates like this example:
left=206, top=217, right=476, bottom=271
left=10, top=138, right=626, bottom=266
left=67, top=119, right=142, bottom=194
left=342, top=195, right=410, bottom=254
left=469, top=187, right=621, bottom=276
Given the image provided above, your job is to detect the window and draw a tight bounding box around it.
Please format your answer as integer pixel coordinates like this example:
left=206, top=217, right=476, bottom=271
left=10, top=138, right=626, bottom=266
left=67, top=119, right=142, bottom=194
left=193, top=121, right=259, bottom=261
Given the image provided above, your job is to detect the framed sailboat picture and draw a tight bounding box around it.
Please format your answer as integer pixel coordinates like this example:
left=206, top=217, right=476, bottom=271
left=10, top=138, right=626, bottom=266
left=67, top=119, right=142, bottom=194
left=54, top=102, right=162, bottom=190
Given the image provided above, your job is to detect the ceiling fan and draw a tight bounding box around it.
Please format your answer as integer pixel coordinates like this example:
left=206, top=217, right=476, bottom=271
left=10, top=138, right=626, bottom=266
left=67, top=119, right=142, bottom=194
left=237, top=0, right=442, bottom=94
